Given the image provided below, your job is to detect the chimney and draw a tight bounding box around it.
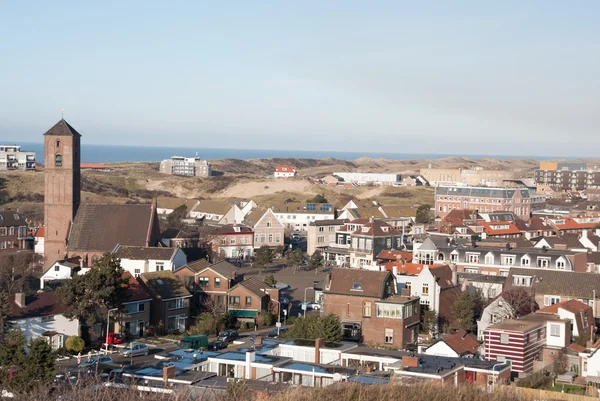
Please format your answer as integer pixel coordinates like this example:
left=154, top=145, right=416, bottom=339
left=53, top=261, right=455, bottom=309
left=392, top=264, right=398, bottom=277
left=450, top=264, right=458, bottom=286
left=315, top=338, right=323, bottom=365
left=15, top=293, right=26, bottom=308
left=163, top=365, right=176, bottom=383
left=245, top=350, right=255, bottom=380
left=80, top=258, right=83, bottom=269
left=402, top=356, right=419, bottom=368
left=255, top=336, right=263, bottom=346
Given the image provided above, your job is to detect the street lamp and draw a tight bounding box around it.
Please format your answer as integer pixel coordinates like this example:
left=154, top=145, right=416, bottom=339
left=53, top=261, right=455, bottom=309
left=271, top=299, right=281, bottom=335
left=105, top=308, right=119, bottom=355
left=303, top=287, right=315, bottom=318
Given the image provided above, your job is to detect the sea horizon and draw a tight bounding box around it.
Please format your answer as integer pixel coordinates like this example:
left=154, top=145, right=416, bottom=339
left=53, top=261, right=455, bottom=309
left=6, top=142, right=584, bottom=164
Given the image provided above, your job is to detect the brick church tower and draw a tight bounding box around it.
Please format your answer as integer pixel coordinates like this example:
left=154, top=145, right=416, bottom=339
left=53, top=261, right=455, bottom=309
left=43, top=119, right=81, bottom=262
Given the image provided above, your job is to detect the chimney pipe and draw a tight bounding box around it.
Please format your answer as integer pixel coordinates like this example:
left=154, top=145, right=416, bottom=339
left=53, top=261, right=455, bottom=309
left=393, top=264, right=398, bottom=277
left=315, top=338, right=323, bottom=365
left=15, top=293, right=26, bottom=308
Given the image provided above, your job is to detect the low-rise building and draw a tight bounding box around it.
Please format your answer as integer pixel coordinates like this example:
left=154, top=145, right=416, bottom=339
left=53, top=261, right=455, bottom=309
left=323, top=269, right=420, bottom=348
left=0, top=145, right=36, bottom=171
left=156, top=197, right=199, bottom=215
left=272, top=202, right=336, bottom=232
left=307, top=219, right=349, bottom=256
left=194, top=260, right=243, bottom=310
left=537, top=300, right=595, bottom=340
left=274, top=165, right=297, bottom=178
left=34, top=227, right=44, bottom=255
left=435, top=186, right=531, bottom=220
left=227, top=276, right=279, bottom=321
left=114, top=272, right=153, bottom=339
left=9, top=291, right=79, bottom=350
left=139, top=271, right=192, bottom=334
left=211, top=224, right=254, bottom=260
left=39, top=257, right=89, bottom=289
left=189, top=200, right=232, bottom=222
left=424, top=330, right=480, bottom=358
left=114, top=245, right=187, bottom=278
left=245, top=208, right=285, bottom=250
left=159, top=156, right=212, bottom=177
left=0, top=211, right=29, bottom=253
left=332, top=172, right=401, bottom=186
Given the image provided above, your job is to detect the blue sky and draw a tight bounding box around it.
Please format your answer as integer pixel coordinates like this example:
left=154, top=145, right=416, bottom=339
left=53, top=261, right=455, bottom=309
left=1, top=1, right=599, bottom=156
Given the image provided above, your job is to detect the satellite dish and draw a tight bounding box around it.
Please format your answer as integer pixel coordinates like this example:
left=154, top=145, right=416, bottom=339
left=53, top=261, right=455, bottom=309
left=333, top=373, right=342, bottom=382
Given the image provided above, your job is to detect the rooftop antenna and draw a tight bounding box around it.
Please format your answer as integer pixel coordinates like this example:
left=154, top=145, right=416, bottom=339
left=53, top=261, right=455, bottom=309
left=61, top=108, right=64, bottom=119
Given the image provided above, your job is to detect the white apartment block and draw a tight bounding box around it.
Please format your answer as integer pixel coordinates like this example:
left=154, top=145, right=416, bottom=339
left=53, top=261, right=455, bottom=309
left=160, top=156, right=212, bottom=177
left=0, top=145, right=36, bottom=171
left=333, top=172, right=401, bottom=185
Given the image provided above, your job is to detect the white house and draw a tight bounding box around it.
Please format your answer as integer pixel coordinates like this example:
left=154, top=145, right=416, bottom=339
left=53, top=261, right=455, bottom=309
left=114, top=245, right=187, bottom=278
left=239, top=200, right=257, bottom=217
left=34, top=227, right=44, bottom=255
left=9, top=292, right=79, bottom=350
left=424, top=331, right=480, bottom=358
left=276, top=339, right=357, bottom=364
left=40, top=257, right=90, bottom=289
left=537, top=299, right=594, bottom=338
left=477, top=295, right=513, bottom=341
left=274, top=165, right=297, bottom=178
left=272, top=202, right=335, bottom=232
left=218, top=204, right=246, bottom=226
left=333, top=172, right=401, bottom=186
left=189, top=200, right=232, bottom=222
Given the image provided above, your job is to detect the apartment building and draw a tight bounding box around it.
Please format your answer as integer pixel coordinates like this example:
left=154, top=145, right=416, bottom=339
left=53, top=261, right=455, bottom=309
left=307, top=219, right=349, bottom=256
left=159, top=156, right=212, bottom=177
left=323, top=269, right=420, bottom=348
left=0, top=145, right=36, bottom=171
left=435, top=186, right=531, bottom=219
left=332, top=172, right=402, bottom=186
left=535, top=161, right=600, bottom=191
left=271, top=202, right=335, bottom=232
left=421, top=167, right=514, bottom=187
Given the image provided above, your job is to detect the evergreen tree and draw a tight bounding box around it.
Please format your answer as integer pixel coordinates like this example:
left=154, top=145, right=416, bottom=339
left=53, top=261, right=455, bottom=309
left=452, top=292, right=476, bottom=332
left=286, top=314, right=342, bottom=342
left=255, top=245, right=274, bottom=275
left=416, top=204, right=433, bottom=223
left=308, top=251, right=324, bottom=274
left=264, top=274, right=277, bottom=288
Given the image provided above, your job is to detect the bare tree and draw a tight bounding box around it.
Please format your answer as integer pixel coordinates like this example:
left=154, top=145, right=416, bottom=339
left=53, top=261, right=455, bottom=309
left=201, top=295, right=226, bottom=317
left=495, top=287, right=538, bottom=321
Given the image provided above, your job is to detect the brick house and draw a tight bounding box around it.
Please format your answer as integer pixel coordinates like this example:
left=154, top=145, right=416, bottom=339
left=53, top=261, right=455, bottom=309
left=244, top=208, right=285, bottom=250
left=0, top=211, right=29, bottom=253
left=173, top=258, right=211, bottom=287
left=114, top=272, right=152, bottom=338
left=211, top=224, right=254, bottom=260
left=435, top=186, right=531, bottom=220
left=194, top=261, right=244, bottom=311
left=139, top=271, right=192, bottom=334
left=347, top=219, right=403, bottom=268
left=323, top=269, right=420, bottom=348
left=227, top=277, right=279, bottom=320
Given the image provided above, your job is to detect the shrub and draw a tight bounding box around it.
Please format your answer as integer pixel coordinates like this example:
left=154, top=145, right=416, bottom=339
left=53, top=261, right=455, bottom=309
left=65, top=336, right=85, bottom=354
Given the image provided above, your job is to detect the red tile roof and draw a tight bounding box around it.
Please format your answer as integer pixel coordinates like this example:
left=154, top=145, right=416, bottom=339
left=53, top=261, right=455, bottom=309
left=441, top=330, right=480, bottom=356
left=477, top=221, right=522, bottom=236
left=34, top=227, right=44, bottom=237
left=122, top=272, right=152, bottom=303
left=275, top=164, right=297, bottom=173
left=538, top=299, right=591, bottom=314
left=568, top=343, right=586, bottom=352
left=377, top=250, right=413, bottom=262
left=550, top=218, right=599, bottom=231
left=380, top=262, right=425, bottom=275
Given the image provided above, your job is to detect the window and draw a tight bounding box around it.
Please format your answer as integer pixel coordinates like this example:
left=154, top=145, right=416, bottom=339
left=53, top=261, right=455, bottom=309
left=260, top=234, right=265, bottom=243
left=9, top=227, right=14, bottom=236
left=0, top=228, right=6, bottom=236
left=230, top=237, right=236, bottom=245
left=524, top=334, right=529, bottom=345
left=318, top=227, right=324, bottom=232
left=198, top=277, right=209, bottom=287
left=537, top=329, right=542, bottom=340
left=384, top=328, right=394, bottom=344
left=229, top=296, right=240, bottom=306
left=351, top=282, right=363, bottom=291
left=466, top=253, right=480, bottom=263
left=491, top=313, right=499, bottom=323
left=167, top=315, right=187, bottom=333
left=537, top=257, right=550, bottom=268
left=268, top=234, right=273, bottom=243
left=221, top=238, right=226, bottom=245
left=544, top=295, right=561, bottom=306
left=168, top=298, right=186, bottom=310
left=55, top=154, right=62, bottom=166
left=54, top=265, right=60, bottom=272
left=405, top=282, right=412, bottom=295
left=451, top=253, right=458, bottom=263
left=214, top=277, right=221, bottom=288
left=362, top=301, right=372, bottom=317
left=276, top=234, right=281, bottom=242
left=267, top=221, right=272, bottom=228
left=41, top=316, right=55, bottom=323
left=512, top=275, right=531, bottom=286
left=245, top=296, right=252, bottom=306
left=422, top=284, right=429, bottom=295
left=550, top=324, right=561, bottom=337
left=521, top=256, right=530, bottom=267
left=0, top=242, right=6, bottom=249
left=56, top=140, right=60, bottom=147
left=501, top=255, right=515, bottom=266
left=126, top=302, right=145, bottom=314
left=317, top=236, right=325, bottom=243
left=155, top=262, right=164, bottom=271
left=376, top=303, right=404, bottom=319
left=134, top=268, right=141, bottom=278
left=556, top=259, right=566, bottom=269
left=500, top=333, right=509, bottom=344
left=485, top=253, right=494, bottom=265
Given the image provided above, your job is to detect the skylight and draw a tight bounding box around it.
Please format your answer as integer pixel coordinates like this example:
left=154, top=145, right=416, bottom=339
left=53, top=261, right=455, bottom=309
left=156, top=279, right=164, bottom=285
left=351, top=282, right=363, bottom=291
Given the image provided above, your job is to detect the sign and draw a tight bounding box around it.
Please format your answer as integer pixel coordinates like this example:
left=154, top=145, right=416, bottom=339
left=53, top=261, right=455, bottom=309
left=301, top=304, right=307, bottom=311
left=283, top=310, right=287, bottom=316
left=276, top=322, right=282, bottom=328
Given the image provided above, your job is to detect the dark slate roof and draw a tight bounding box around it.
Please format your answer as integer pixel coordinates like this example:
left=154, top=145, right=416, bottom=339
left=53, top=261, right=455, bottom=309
left=139, top=271, right=191, bottom=300
left=115, top=245, right=176, bottom=261
left=68, top=203, right=154, bottom=252
left=505, top=268, right=600, bottom=299
left=9, top=291, right=66, bottom=319
left=43, top=119, right=81, bottom=137
left=325, top=269, right=391, bottom=298
left=234, top=277, right=268, bottom=298
left=0, top=211, right=25, bottom=228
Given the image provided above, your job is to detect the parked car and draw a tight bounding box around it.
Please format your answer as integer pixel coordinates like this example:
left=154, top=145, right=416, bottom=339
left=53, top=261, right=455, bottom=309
left=119, top=342, right=149, bottom=357
left=78, top=356, right=113, bottom=368
left=178, top=335, right=209, bottom=350
left=280, top=297, right=290, bottom=306
left=300, top=302, right=321, bottom=311
left=106, top=332, right=124, bottom=345
left=208, top=340, right=228, bottom=351
left=267, top=328, right=288, bottom=338
left=292, top=233, right=300, bottom=241
left=217, top=330, right=239, bottom=343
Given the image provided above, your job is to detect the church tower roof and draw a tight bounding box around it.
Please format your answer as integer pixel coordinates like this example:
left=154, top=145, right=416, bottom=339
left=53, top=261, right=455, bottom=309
left=43, top=119, right=82, bottom=137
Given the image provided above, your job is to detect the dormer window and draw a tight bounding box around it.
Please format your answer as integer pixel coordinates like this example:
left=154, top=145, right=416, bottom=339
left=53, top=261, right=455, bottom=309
left=55, top=154, right=63, bottom=167
left=351, top=282, right=363, bottom=291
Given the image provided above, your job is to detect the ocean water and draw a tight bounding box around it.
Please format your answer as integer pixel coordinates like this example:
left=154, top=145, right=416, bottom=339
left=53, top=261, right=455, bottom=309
left=15, top=142, right=552, bottom=164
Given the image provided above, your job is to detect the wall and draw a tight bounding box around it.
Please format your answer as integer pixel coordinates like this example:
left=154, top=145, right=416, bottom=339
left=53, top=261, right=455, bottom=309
left=274, top=212, right=335, bottom=232
left=546, top=321, right=569, bottom=348
left=424, top=341, right=459, bottom=358
left=253, top=210, right=285, bottom=249
left=120, top=259, right=147, bottom=277
left=11, top=314, right=79, bottom=345
left=228, top=285, right=262, bottom=316
left=115, top=300, right=151, bottom=338
left=40, top=263, right=73, bottom=288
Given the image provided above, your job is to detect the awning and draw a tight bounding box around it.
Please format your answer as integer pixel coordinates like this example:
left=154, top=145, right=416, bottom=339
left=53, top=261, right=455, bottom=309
left=228, top=309, right=258, bottom=317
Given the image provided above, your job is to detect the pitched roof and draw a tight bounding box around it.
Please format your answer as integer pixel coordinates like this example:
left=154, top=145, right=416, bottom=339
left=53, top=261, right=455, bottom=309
left=441, top=331, right=480, bottom=356
left=139, top=271, right=191, bottom=300
left=9, top=291, right=67, bottom=319
left=275, top=164, right=297, bottom=173
left=538, top=299, right=591, bottom=314
left=505, top=268, right=600, bottom=299
left=244, top=208, right=267, bottom=227
left=379, top=206, right=418, bottom=218
left=377, top=250, right=413, bottom=262
left=444, top=209, right=477, bottom=225
left=0, top=211, right=25, bottom=228
left=535, top=235, right=583, bottom=249
left=201, top=260, right=238, bottom=279
left=42, top=256, right=81, bottom=273
left=430, top=265, right=456, bottom=290
left=234, top=276, right=268, bottom=298
left=68, top=203, right=155, bottom=252
left=43, top=119, right=81, bottom=137
left=381, top=262, right=425, bottom=276
left=190, top=200, right=232, bottom=215
left=271, top=202, right=334, bottom=215
left=325, top=269, right=391, bottom=298
left=477, top=222, right=522, bottom=236
left=114, top=245, right=176, bottom=261
left=156, top=197, right=197, bottom=211
left=34, top=227, right=44, bottom=238
left=122, top=272, right=152, bottom=303
left=180, top=258, right=211, bottom=274
left=418, top=237, right=438, bottom=251
left=217, top=224, right=253, bottom=234
left=351, top=220, right=399, bottom=237
left=348, top=207, right=386, bottom=219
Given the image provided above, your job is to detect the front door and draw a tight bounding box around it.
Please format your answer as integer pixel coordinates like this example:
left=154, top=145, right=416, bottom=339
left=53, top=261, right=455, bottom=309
left=138, top=321, right=144, bottom=337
